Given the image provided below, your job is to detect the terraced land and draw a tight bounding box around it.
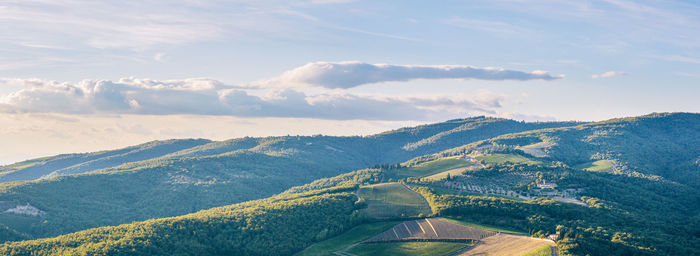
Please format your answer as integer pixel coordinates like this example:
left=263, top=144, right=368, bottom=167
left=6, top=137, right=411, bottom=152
left=364, top=218, right=496, bottom=242
left=458, top=234, right=555, bottom=256
left=357, top=183, right=431, bottom=219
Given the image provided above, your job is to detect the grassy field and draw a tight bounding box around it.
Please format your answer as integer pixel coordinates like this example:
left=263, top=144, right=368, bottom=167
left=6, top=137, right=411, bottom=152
left=575, top=160, right=614, bottom=172
left=347, top=242, right=470, bottom=256
left=475, top=154, right=540, bottom=165
left=297, top=221, right=400, bottom=256
left=442, top=218, right=528, bottom=235
left=388, top=158, right=472, bottom=179
left=521, top=245, right=554, bottom=256
left=358, top=183, right=431, bottom=219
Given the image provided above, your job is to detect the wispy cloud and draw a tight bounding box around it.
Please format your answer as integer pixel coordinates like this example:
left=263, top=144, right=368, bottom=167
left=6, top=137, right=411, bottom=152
left=0, top=78, right=502, bottom=121
left=0, top=1, right=225, bottom=50
left=252, top=61, right=563, bottom=89
left=592, top=71, right=626, bottom=79
left=663, top=55, right=700, bottom=64
left=443, top=17, right=529, bottom=35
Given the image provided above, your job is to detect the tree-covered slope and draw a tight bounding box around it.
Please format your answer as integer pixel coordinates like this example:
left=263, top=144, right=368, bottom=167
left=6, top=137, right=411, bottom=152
left=0, top=117, right=575, bottom=241
left=0, top=186, right=363, bottom=256
left=475, top=112, right=700, bottom=187
left=368, top=117, right=581, bottom=163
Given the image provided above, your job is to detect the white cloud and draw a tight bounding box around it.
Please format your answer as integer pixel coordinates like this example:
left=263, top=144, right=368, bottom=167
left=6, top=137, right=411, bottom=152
left=592, top=71, right=626, bottom=78
left=0, top=77, right=502, bottom=121
left=252, top=61, right=563, bottom=89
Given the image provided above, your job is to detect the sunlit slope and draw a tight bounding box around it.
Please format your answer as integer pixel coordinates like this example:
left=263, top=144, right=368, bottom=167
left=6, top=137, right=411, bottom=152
left=0, top=117, right=575, bottom=241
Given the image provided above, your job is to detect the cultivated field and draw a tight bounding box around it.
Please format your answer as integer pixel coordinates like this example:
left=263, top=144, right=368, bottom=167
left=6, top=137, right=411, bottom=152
left=458, top=234, right=555, bottom=256
left=387, top=158, right=472, bottom=179
left=475, top=154, right=540, bottom=165
left=347, top=241, right=470, bottom=256
left=575, top=160, right=614, bottom=172
left=442, top=218, right=528, bottom=235
left=424, top=167, right=472, bottom=180
left=296, top=221, right=400, bottom=256
left=516, top=142, right=552, bottom=158
left=364, top=218, right=496, bottom=242
left=358, top=183, right=431, bottom=219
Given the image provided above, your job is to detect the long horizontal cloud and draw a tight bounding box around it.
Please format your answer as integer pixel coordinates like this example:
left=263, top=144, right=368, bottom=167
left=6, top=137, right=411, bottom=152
left=0, top=78, right=501, bottom=121
left=251, top=61, right=563, bottom=89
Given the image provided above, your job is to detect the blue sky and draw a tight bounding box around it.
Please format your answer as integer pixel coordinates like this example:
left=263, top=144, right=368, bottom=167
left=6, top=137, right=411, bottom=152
left=0, top=0, right=699, bottom=163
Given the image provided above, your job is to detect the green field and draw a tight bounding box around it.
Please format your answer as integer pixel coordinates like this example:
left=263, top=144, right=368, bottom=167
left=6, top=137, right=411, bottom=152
left=389, top=158, right=472, bottom=179
left=298, top=221, right=400, bottom=256
left=476, top=154, right=540, bottom=165
left=575, top=160, right=614, bottom=172
left=522, top=245, right=554, bottom=256
left=358, top=183, right=431, bottom=219
left=442, top=218, right=528, bottom=235
left=347, top=242, right=470, bottom=256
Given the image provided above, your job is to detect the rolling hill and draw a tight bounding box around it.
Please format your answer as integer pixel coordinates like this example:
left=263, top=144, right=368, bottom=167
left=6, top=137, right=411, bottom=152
left=0, top=117, right=577, bottom=241
left=0, top=113, right=698, bottom=255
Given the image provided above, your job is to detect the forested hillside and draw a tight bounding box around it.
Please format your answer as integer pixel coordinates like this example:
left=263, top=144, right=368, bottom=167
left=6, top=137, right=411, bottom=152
left=0, top=117, right=575, bottom=241
left=0, top=186, right=363, bottom=255
left=463, top=113, right=700, bottom=187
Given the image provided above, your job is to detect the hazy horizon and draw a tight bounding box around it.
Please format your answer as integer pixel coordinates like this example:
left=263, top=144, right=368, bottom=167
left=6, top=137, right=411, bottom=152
left=2, top=1, right=699, bottom=164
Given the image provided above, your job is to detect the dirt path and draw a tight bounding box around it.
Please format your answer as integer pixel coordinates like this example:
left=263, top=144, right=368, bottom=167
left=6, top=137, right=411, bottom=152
left=400, top=182, right=433, bottom=215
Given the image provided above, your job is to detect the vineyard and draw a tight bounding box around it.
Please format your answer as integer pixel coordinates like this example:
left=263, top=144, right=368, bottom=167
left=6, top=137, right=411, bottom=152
left=364, top=218, right=497, bottom=243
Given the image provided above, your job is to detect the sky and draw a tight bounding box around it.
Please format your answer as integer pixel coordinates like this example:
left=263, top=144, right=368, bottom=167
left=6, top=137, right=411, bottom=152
left=1, top=0, right=699, bottom=164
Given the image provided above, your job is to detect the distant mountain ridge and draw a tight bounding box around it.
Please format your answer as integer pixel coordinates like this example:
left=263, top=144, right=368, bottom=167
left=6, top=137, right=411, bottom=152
left=0, top=139, right=212, bottom=182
